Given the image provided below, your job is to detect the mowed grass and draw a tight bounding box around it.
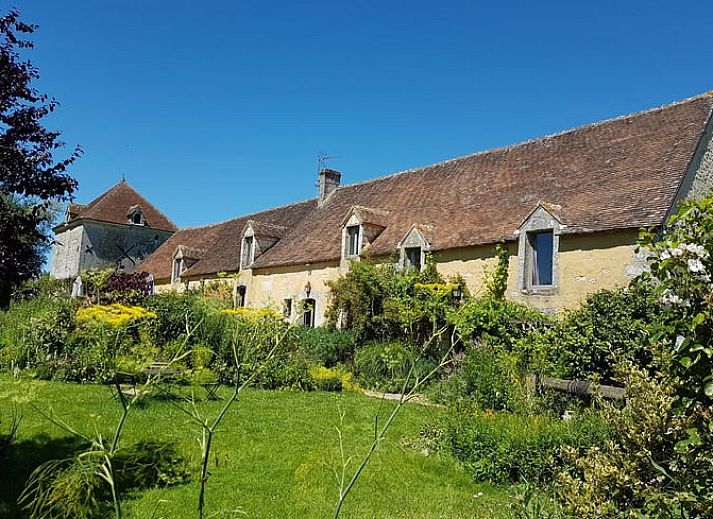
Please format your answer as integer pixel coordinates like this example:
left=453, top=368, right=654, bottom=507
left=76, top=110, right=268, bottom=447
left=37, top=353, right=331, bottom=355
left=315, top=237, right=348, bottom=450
left=0, top=377, right=512, bottom=519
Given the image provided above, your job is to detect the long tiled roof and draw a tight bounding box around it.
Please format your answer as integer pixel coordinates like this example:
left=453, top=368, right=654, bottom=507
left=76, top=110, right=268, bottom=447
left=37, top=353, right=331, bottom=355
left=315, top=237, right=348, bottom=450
left=59, top=180, right=177, bottom=232
left=141, top=92, right=713, bottom=277
left=139, top=201, right=314, bottom=280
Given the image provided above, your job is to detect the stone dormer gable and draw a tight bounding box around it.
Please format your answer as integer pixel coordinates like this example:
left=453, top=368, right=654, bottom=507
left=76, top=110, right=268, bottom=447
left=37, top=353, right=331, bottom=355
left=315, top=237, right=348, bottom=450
left=397, top=224, right=432, bottom=271
left=340, top=206, right=390, bottom=259
left=171, top=245, right=206, bottom=282
left=515, top=203, right=565, bottom=296
left=240, top=220, right=288, bottom=268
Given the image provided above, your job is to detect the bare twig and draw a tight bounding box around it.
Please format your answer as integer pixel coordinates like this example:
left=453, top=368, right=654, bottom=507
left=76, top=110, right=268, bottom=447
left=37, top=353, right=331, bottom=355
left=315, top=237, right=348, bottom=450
left=332, top=327, right=453, bottom=518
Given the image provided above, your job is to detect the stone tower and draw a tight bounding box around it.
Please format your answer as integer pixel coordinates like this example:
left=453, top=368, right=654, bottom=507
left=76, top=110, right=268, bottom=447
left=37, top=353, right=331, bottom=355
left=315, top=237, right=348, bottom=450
left=50, top=180, right=177, bottom=279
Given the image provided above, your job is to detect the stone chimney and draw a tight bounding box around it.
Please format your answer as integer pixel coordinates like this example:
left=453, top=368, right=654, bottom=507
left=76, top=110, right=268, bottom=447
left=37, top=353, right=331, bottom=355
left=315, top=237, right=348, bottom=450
left=318, top=168, right=341, bottom=207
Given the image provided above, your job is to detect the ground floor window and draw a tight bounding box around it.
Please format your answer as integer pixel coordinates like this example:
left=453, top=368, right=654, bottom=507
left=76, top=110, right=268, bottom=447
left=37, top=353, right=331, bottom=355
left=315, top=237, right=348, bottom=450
left=236, top=285, right=246, bottom=307
left=302, top=298, right=315, bottom=327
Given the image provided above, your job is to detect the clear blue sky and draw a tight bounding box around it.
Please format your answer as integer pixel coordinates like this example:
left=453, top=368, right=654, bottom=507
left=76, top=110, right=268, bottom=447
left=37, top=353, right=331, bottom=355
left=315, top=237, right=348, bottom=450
left=16, top=0, right=713, bottom=228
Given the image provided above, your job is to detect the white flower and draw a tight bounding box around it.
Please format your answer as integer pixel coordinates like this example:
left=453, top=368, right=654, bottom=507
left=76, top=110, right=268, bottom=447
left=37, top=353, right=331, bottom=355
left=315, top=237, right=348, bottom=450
left=675, top=335, right=685, bottom=351
left=688, top=258, right=705, bottom=273
left=661, top=293, right=683, bottom=305
left=660, top=250, right=671, bottom=260
left=671, top=247, right=684, bottom=257
left=684, top=243, right=708, bottom=258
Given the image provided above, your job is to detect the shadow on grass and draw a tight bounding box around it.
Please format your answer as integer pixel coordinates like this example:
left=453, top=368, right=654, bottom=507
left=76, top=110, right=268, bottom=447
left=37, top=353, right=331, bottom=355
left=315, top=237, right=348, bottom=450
left=0, top=433, right=86, bottom=519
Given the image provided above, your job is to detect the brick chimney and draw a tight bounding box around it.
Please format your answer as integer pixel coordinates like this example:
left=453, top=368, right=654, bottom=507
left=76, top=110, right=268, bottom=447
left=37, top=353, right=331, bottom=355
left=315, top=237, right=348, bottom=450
left=318, top=168, right=341, bottom=207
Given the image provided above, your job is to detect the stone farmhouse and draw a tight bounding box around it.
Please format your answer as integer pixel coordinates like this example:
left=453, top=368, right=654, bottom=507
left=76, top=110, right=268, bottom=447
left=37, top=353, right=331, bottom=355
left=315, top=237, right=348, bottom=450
left=54, top=93, right=713, bottom=325
left=50, top=180, right=177, bottom=279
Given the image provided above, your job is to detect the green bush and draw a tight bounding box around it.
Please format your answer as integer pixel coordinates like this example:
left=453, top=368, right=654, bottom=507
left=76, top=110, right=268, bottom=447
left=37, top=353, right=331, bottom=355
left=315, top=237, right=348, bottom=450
left=219, top=311, right=313, bottom=390
left=325, top=256, right=466, bottom=344
left=143, top=293, right=209, bottom=346
left=296, top=327, right=355, bottom=367
left=555, top=362, right=712, bottom=518
left=459, top=345, right=530, bottom=413
left=442, top=405, right=610, bottom=484
left=308, top=365, right=360, bottom=392
left=521, top=284, right=663, bottom=384
left=20, top=439, right=189, bottom=519
left=354, top=341, right=437, bottom=392
left=448, top=296, right=549, bottom=352
left=113, top=439, right=190, bottom=489
left=0, top=295, right=77, bottom=371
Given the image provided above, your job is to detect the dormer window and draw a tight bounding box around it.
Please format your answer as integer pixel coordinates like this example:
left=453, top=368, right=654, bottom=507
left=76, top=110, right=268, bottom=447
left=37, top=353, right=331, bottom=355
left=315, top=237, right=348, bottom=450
left=527, top=230, right=554, bottom=286
left=398, top=225, right=430, bottom=271
left=404, top=247, right=423, bottom=271
left=517, top=203, right=561, bottom=295
left=171, top=245, right=205, bottom=284
left=172, top=257, right=184, bottom=282
left=128, top=206, right=145, bottom=226
left=346, top=225, right=360, bottom=257
left=340, top=206, right=388, bottom=262
left=241, top=235, right=255, bottom=267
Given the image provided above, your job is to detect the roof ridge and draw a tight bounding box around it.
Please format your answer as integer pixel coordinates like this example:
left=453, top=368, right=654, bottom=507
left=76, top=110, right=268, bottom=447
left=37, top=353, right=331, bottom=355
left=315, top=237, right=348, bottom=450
left=338, top=91, right=713, bottom=191
left=82, top=180, right=124, bottom=208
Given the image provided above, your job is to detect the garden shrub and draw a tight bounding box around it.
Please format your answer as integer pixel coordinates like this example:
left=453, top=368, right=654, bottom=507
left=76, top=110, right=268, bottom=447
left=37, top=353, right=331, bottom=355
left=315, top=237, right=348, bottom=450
left=521, top=284, right=664, bottom=384
left=325, top=256, right=465, bottom=344
left=101, top=271, right=154, bottom=305
left=75, top=303, right=157, bottom=328
left=191, top=366, right=219, bottom=385
left=113, top=439, right=190, bottom=489
left=555, top=362, right=712, bottom=518
left=353, top=341, right=437, bottom=392
left=448, top=296, right=549, bottom=352
left=459, top=345, right=531, bottom=413
left=442, top=404, right=610, bottom=484
left=11, top=274, right=70, bottom=301
left=220, top=309, right=313, bottom=390
left=297, top=327, right=355, bottom=367
left=309, top=365, right=360, bottom=392
left=553, top=194, right=713, bottom=517
left=0, top=295, right=77, bottom=371
left=143, top=293, right=208, bottom=346
left=20, top=439, right=189, bottom=519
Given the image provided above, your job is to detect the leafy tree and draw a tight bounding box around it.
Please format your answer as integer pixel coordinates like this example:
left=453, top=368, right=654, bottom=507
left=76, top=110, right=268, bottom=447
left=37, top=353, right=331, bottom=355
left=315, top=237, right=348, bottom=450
left=0, top=9, right=81, bottom=306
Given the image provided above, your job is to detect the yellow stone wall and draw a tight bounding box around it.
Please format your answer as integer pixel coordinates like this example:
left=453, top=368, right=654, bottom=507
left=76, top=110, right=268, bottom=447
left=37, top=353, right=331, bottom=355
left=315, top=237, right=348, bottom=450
left=152, top=230, right=642, bottom=320
left=435, top=230, right=640, bottom=311
left=240, top=261, right=342, bottom=326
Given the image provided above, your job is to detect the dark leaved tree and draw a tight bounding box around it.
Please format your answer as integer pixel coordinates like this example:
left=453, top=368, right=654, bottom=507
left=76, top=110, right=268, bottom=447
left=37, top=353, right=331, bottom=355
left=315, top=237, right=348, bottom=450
left=0, top=9, right=81, bottom=306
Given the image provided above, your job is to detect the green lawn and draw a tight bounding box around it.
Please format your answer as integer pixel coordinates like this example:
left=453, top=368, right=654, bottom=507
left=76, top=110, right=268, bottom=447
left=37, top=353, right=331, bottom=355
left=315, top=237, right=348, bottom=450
left=0, top=377, right=512, bottom=519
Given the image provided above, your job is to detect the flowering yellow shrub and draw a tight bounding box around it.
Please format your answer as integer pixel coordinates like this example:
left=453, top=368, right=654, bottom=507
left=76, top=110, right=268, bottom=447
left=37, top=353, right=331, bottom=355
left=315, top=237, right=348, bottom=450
left=76, top=304, right=157, bottom=327
left=309, top=365, right=362, bottom=393
left=221, top=307, right=281, bottom=319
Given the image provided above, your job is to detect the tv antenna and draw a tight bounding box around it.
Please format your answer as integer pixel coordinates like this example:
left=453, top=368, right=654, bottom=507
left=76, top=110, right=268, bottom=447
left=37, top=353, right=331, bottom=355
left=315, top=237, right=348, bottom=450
left=317, top=152, right=341, bottom=172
